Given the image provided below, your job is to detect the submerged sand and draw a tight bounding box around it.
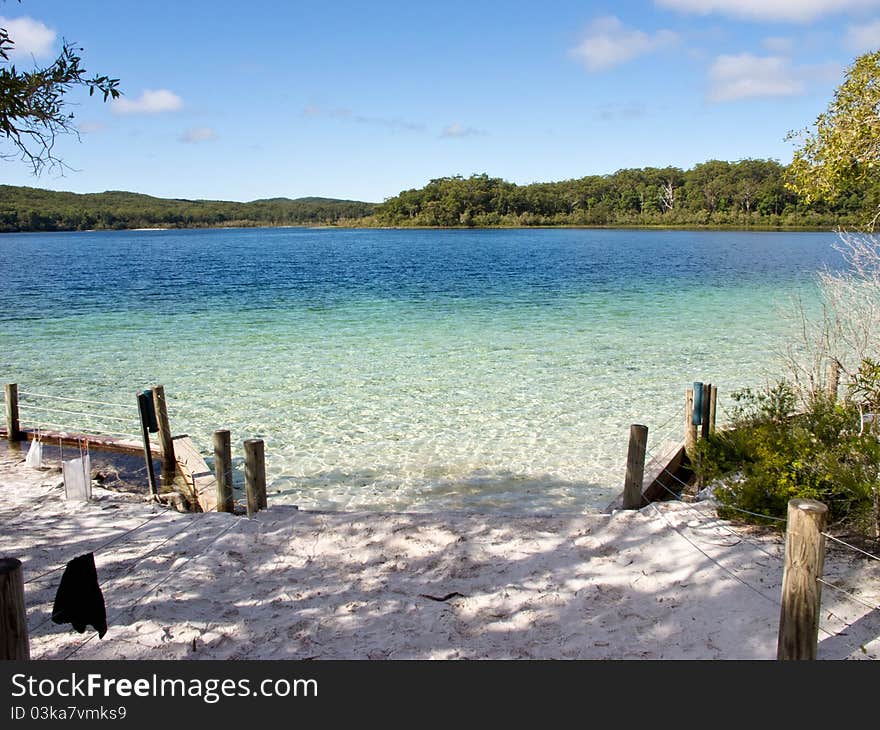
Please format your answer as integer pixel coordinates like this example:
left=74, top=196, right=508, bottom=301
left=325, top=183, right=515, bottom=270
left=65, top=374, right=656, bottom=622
left=1, top=448, right=878, bottom=660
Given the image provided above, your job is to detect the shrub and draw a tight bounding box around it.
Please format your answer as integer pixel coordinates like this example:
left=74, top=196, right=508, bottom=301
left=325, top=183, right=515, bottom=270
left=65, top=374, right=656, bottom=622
left=696, top=380, right=880, bottom=532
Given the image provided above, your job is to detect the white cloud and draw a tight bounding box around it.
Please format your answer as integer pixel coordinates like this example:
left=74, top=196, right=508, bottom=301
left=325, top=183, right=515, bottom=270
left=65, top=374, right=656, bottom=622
left=845, top=18, right=880, bottom=51
left=762, top=36, right=795, bottom=54
left=180, top=126, right=217, bottom=144
left=304, top=104, right=425, bottom=132
left=569, top=16, right=678, bottom=72
left=656, top=0, right=880, bottom=23
left=112, top=89, right=183, bottom=115
left=440, top=122, right=487, bottom=138
left=0, top=16, right=56, bottom=60
left=708, top=54, right=805, bottom=102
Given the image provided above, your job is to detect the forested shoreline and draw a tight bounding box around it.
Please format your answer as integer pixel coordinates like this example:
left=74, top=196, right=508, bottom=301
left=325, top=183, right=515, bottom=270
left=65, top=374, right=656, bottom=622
left=0, top=187, right=374, bottom=231
left=2, top=158, right=876, bottom=232
left=370, top=160, right=876, bottom=228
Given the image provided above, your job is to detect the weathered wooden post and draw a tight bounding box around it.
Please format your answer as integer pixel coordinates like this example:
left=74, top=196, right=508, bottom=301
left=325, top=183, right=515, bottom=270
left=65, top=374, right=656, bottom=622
left=777, top=498, right=828, bottom=660
left=136, top=390, right=159, bottom=499
left=685, top=388, right=697, bottom=457
left=709, top=385, right=718, bottom=435
left=214, top=429, right=234, bottom=513
left=244, top=438, right=267, bottom=518
left=700, top=383, right=712, bottom=440
left=0, top=557, right=29, bottom=660
left=5, top=383, right=21, bottom=441
left=151, top=385, right=176, bottom=487
left=622, top=424, right=648, bottom=510
left=828, top=360, right=840, bottom=403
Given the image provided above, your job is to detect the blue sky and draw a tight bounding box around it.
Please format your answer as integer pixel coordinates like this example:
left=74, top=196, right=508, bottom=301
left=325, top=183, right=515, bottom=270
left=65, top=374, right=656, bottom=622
left=1, top=0, right=879, bottom=202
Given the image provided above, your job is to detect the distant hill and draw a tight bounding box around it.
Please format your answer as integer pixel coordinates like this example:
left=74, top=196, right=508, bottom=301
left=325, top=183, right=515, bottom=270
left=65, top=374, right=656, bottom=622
left=0, top=185, right=376, bottom=232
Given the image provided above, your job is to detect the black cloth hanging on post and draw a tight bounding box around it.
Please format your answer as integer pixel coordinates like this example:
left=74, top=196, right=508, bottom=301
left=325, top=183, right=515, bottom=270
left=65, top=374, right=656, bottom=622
left=51, top=552, right=107, bottom=638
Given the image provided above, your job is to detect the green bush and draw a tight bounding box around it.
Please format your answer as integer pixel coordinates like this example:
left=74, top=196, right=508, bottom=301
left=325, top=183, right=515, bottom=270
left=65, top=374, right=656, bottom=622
left=696, top=380, right=880, bottom=531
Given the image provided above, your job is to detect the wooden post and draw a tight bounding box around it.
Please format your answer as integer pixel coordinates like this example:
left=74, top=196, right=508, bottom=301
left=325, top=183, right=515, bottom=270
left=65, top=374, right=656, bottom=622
left=244, top=438, right=267, bottom=518
left=709, top=385, right=718, bottom=435
left=622, top=424, right=648, bottom=510
left=151, top=385, right=176, bottom=487
left=136, top=391, right=159, bottom=500
left=828, top=360, right=840, bottom=403
left=0, top=557, right=29, bottom=660
left=777, top=498, right=828, bottom=660
left=700, top=382, right=712, bottom=440
left=685, top=388, right=697, bottom=458
left=214, top=429, right=234, bottom=513
left=5, top=383, right=21, bottom=441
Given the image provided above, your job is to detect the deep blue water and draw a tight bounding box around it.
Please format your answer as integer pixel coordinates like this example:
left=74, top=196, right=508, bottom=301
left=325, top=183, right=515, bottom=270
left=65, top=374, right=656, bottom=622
left=0, top=227, right=839, bottom=318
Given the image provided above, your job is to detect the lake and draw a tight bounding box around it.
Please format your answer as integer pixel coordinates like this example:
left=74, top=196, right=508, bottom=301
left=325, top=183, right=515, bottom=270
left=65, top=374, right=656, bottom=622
left=0, top=227, right=841, bottom=512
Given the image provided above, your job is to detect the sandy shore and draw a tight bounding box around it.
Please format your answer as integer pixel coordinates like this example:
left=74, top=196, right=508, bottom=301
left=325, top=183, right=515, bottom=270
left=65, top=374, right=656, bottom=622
left=1, top=448, right=878, bottom=660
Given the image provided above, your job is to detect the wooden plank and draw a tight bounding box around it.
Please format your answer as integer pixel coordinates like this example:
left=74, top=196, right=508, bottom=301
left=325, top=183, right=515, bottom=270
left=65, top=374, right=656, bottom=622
left=16, top=428, right=157, bottom=456
left=607, top=439, right=692, bottom=511
left=641, top=441, right=694, bottom=503
left=171, top=434, right=218, bottom=513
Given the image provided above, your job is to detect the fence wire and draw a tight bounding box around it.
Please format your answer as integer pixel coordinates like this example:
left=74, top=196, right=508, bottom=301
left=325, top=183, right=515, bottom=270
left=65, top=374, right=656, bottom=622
left=19, top=391, right=132, bottom=411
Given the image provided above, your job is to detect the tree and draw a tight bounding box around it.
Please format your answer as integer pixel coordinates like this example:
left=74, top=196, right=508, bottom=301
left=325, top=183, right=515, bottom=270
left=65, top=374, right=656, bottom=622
left=787, top=51, right=880, bottom=207
left=780, top=53, right=880, bottom=404
left=1, top=5, right=120, bottom=174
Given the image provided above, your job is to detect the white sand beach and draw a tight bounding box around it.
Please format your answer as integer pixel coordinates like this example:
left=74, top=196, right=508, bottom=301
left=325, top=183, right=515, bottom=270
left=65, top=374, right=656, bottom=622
left=1, top=448, right=878, bottom=660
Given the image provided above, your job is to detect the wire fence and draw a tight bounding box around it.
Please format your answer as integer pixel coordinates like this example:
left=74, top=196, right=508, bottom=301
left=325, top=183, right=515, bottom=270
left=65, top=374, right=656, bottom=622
left=641, top=445, right=786, bottom=563
left=61, top=518, right=242, bottom=660
left=14, top=388, right=143, bottom=443
left=639, top=433, right=880, bottom=655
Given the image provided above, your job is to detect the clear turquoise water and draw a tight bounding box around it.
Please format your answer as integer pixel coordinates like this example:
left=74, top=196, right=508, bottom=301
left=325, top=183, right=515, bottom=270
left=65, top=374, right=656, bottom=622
left=0, top=227, right=839, bottom=512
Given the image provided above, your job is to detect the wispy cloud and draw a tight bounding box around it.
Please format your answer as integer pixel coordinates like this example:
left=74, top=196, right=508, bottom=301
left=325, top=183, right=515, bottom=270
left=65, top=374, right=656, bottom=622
left=303, top=104, right=425, bottom=132
left=303, top=105, right=350, bottom=119
left=845, top=18, right=880, bottom=52
left=356, top=114, right=425, bottom=132
left=595, top=102, right=647, bottom=121
left=440, top=122, right=487, bottom=139
left=656, top=0, right=880, bottom=23
left=179, top=126, right=217, bottom=144
left=569, top=16, right=678, bottom=72
left=707, top=54, right=804, bottom=102
left=112, top=89, right=183, bottom=115
left=0, top=16, right=56, bottom=59
left=77, top=121, right=106, bottom=135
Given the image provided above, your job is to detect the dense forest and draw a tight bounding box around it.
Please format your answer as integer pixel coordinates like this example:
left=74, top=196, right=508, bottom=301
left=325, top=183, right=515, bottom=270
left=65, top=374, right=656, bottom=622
left=2, top=158, right=877, bottom=232
left=0, top=187, right=375, bottom=231
left=370, top=159, right=878, bottom=228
